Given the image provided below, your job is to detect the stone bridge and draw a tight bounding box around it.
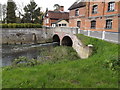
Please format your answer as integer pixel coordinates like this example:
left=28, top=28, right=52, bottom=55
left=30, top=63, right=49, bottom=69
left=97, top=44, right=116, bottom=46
left=47, top=27, right=92, bottom=59
left=2, top=27, right=92, bottom=59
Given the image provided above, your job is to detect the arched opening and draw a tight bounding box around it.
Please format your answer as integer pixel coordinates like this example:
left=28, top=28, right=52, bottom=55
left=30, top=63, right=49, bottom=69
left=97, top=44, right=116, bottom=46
left=53, top=34, right=60, bottom=45
left=62, top=36, right=73, bottom=46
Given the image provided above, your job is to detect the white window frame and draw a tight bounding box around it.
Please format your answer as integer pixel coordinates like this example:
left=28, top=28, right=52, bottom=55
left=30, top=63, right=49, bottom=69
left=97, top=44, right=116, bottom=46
left=92, top=5, right=98, bottom=14
left=106, top=19, right=112, bottom=29
left=108, top=2, right=115, bottom=11
left=75, top=9, right=79, bottom=16
left=46, top=18, right=49, bottom=24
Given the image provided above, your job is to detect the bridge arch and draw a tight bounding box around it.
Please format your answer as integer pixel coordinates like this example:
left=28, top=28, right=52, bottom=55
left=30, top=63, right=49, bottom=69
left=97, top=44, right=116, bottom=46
left=53, top=34, right=60, bottom=45
left=62, top=36, right=73, bottom=46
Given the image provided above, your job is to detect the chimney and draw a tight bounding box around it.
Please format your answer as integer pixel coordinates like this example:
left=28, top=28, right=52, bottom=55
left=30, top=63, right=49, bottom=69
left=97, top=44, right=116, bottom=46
left=59, top=6, right=64, bottom=11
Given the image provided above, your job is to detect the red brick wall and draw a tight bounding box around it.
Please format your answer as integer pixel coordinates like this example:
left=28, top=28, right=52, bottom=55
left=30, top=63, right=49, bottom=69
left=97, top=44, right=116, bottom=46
left=118, top=1, right=120, bottom=32
left=43, top=17, right=58, bottom=26
left=69, top=1, right=119, bottom=32
left=43, top=17, right=50, bottom=26
left=89, top=2, right=104, bottom=17
left=69, top=7, right=86, bottom=28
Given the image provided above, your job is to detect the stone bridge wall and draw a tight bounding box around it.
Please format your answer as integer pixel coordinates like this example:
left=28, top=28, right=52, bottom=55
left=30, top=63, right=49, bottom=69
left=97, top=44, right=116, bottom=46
left=1, top=28, right=53, bottom=44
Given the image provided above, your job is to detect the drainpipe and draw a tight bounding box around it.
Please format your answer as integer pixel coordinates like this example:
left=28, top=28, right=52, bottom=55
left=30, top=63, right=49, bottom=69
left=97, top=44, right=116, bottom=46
left=87, top=0, right=90, bottom=18
left=102, top=0, right=105, bottom=39
left=102, top=0, right=105, bottom=16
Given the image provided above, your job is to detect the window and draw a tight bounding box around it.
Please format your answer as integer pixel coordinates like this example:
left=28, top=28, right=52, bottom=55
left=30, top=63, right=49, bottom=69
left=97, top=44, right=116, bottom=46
left=75, top=9, right=79, bottom=16
left=59, top=24, right=61, bottom=27
left=91, top=20, right=96, bottom=29
left=62, top=24, right=67, bottom=26
left=106, top=19, right=112, bottom=29
left=77, top=21, right=81, bottom=28
left=46, top=18, right=49, bottom=24
left=108, top=2, right=115, bottom=11
left=92, top=5, right=98, bottom=14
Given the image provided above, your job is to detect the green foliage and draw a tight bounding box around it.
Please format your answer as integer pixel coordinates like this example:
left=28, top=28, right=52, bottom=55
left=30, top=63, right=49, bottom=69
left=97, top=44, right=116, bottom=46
left=104, top=56, right=120, bottom=71
left=51, top=46, right=79, bottom=61
left=6, top=0, right=16, bottom=23
left=0, top=23, right=42, bottom=28
left=40, top=46, right=79, bottom=63
left=22, top=1, right=43, bottom=24
left=12, top=56, right=41, bottom=67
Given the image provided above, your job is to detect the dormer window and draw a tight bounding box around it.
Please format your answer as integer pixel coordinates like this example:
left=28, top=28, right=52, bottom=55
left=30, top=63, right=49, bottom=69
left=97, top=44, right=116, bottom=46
left=92, top=5, right=98, bottom=14
left=75, top=9, right=79, bottom=16
left=108, top=2, right=115, bottom=12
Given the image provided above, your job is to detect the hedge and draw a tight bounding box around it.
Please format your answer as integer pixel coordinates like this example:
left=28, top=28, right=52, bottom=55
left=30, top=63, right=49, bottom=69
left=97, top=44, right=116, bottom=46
left=0, top=23, right=42, bottom=28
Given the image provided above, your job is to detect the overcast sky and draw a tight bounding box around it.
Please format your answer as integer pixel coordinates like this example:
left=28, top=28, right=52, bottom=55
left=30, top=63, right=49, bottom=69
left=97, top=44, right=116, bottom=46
left=0, top=0, right=76, bottom=12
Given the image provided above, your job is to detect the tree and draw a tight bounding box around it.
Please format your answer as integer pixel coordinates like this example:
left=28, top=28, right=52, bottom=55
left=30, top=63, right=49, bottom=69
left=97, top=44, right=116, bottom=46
left=0, top=4, right=7, bottom=23
left=0, top=4, right=2, bottom=21
left=22, top=0, right=43, bottom=23
left=53, top=4, right=60, bottom=11
left=6, top=0, right=16, bottom=23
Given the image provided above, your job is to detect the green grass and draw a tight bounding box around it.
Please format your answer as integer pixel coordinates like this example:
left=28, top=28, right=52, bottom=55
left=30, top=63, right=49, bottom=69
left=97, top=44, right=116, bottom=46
left=2, top=34, right=119, bottom=88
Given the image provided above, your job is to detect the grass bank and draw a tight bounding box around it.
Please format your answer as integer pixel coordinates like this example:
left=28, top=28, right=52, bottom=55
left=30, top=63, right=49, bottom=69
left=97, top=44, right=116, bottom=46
left=2, top=34, right=119, bottom=88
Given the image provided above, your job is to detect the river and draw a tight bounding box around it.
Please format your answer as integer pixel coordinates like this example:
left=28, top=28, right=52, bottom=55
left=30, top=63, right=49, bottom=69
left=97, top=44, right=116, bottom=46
left=2, top=42, right=58, bottom=66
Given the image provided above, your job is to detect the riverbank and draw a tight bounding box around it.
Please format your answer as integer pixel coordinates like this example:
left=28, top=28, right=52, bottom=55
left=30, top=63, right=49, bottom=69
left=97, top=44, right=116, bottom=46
left=2, top=34, right=119, bottom=88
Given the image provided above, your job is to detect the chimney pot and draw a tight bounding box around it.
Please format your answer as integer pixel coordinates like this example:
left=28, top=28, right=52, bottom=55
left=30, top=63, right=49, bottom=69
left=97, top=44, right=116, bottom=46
left=60, top=6, right=64, bottom=11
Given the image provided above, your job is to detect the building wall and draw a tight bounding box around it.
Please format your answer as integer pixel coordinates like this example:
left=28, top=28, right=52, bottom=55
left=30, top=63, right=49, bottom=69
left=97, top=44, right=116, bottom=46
left=118, top=1, right=120, bottom=32
left=87, top=1, right=119, bottom=32
left=43, top=17, right=58, bottom=27
left=69, top=1, right=120, bottom=32
left=50, top=19, right=58, bottom=26
left=69, top=7, right=86, bottom=28
left=43, top=17, right=50, bottom=26
left=57, top=20, right=69, bottom=27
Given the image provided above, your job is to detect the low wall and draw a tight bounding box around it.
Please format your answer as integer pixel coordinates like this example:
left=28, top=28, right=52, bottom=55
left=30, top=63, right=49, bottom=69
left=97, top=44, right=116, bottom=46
left=79, top=30, right=119, bottom=44
left=1, top=28, right=53, bottom=44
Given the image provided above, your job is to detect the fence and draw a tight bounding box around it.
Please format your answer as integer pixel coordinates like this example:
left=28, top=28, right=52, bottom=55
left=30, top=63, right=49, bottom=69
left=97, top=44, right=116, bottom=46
left=78, top=29, right=119, bottom=44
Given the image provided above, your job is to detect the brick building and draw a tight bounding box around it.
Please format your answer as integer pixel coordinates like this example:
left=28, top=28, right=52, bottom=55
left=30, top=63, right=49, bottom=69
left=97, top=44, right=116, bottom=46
left=43, top=6, right=69, bottom=27
left=69, top=0, right=120, bottom=32
left=68, top=1, right=86, bottom=30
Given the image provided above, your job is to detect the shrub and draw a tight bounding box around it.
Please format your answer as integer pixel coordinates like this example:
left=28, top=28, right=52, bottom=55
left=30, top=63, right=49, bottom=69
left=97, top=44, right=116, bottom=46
left=39, top=46, right=79, bottom=63
left=104, top=56, right=120, bottom=71
left=1, top=23, right=42, bottom=28
left=12, top=56, right=41, bottom=67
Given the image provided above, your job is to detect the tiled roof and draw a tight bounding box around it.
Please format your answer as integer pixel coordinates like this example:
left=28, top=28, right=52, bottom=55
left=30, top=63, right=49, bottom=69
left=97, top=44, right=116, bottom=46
left=68, top=0, right=86, bottom=10
left=47, top=11, right=69, bottom=20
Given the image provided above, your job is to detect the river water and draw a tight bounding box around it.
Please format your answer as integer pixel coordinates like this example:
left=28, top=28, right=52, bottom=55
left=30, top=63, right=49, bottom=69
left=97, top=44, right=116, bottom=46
left=2, top=42, right=57, bottom=66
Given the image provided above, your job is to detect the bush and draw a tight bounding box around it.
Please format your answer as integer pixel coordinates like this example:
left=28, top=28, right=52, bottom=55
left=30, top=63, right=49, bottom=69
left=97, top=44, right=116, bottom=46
left=0, top=23, right=42, bottom=28
left=104, top=56, right=120, bottom=71
left=39, top=46, right=79, bottom=63
left=12, top=56, right=41, bottom=67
